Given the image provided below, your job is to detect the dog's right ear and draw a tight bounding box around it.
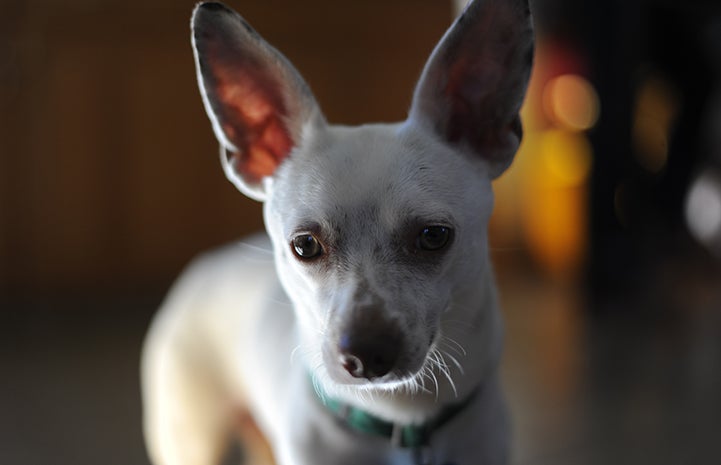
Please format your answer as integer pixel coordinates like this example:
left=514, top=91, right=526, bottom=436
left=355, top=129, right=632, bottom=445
left=407, top=0, right=534, bottom=179
left=191, top=2, right=324, bottom=201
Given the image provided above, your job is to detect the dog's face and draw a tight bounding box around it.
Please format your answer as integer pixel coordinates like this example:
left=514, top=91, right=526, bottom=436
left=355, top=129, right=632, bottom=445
left=191, top=0, right=533, bottom=392
left=264, top=123, right=495, bottom=388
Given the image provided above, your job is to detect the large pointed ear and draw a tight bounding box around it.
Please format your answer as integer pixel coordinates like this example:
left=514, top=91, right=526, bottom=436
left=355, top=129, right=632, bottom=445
left=408, top=0, right=534, bottom=179
left=191, top=2, right=324, bottom=201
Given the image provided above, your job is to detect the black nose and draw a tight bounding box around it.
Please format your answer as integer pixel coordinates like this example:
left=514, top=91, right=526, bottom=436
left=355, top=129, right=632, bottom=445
left=338, top=333, right=400, bottom=380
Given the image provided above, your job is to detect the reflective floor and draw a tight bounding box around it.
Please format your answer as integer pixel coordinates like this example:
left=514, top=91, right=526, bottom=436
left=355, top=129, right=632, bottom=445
left=500, top=252, right=721, bottom=465
left=2, top=251, right=720, bottom=465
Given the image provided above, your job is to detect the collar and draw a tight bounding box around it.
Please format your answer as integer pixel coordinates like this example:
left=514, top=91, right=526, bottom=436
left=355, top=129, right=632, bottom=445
left=312, top=381, right=481, bottom=449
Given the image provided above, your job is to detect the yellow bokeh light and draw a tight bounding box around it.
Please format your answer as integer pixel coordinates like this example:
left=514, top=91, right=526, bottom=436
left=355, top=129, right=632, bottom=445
left=538, top=129, right=593, bottom=187
left=522, top=182, right=588, bottom=278
left=517, top=129, right=593, bottom=279
left=543, top=74, right=600, bottom=131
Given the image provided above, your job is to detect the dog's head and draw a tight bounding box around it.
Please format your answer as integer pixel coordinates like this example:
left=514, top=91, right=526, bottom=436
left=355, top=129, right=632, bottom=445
left=191, top=0, right=533, bottom=395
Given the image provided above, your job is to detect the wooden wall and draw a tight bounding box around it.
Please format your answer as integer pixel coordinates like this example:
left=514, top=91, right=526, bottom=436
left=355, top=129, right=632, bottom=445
left=0, top=0, right=452, bottom=296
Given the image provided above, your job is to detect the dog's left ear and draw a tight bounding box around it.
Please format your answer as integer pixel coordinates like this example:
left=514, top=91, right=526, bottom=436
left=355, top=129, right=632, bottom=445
left=408, top=0, right=534, bottom=179
left=191, top=2, right=324, bottom=201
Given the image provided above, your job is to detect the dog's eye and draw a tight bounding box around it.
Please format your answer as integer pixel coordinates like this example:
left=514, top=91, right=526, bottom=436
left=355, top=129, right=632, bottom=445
left=291, top=234, right=323, bottom=260
left=417, top=226, right=452, bottom=251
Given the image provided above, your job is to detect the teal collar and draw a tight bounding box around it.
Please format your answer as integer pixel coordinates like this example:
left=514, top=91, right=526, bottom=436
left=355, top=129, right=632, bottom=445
left=313, top=381, right=480, bottom=449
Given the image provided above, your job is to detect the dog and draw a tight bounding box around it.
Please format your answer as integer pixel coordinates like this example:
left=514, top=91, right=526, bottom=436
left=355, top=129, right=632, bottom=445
left=141, top=1, right=534, bottom=464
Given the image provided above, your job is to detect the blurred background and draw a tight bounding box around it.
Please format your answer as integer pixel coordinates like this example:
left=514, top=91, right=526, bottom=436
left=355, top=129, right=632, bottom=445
left=2, top=0, right=720, bottom=464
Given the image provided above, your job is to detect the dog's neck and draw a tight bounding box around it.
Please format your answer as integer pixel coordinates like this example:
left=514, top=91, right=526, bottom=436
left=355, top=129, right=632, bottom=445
left=305, top=263, right=503, bottom=425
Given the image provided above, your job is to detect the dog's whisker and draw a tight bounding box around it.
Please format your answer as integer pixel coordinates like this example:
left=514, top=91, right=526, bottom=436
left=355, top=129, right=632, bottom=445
left=440, top=341, right=466, bottom=359
left=404, top=374, right=416, bottom=395
left=441, top=335, right=468, bottom=356
left=434, top=349, right=449, bottom=372
left=408, top=374, right=426, bottom=394
left=425, top=349, right=445, bottom=400
left=410, top=366, right=430, bottom=394
left=290, top=345, right=302, bottom=365
left=310, top=371, right=326, bottom=403
left=429, top=370, right=440, bottom=400
left=431, top=348, right=447, bottom=371
left=417, top=369, right=434, bottom=396
left=234, top=241, right=274, bottom=255
left=359, top=387, right=375, bottom=404
left=441, top=350, right=465, bottom=375
left=436, top=351, right=458, bottom=397
left=269, top=298, right=293, bottom=307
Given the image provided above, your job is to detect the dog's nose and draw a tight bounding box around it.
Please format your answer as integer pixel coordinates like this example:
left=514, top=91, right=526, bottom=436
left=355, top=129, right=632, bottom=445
left=338, top=334, right=400, bottom=380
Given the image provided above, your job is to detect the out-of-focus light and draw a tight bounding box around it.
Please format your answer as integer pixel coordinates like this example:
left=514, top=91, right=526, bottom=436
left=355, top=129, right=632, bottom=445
left=521, top=177, right=588, bottom=279
left=538, top=129, right=593, bottom=187
left=542, top=74, right=600, bottom=131
left=686, top=171, right=721, bottom=247
left=633, top=76, right=678, bottom=174
left=520, top=129, right=591, bottom=278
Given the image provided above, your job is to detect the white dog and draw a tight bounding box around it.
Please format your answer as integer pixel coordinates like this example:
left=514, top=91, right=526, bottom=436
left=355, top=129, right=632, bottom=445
left=142, top=1, right=534, bottom=464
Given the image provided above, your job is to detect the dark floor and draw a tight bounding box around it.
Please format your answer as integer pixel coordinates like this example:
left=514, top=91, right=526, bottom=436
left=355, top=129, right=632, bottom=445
left=1, top=294, right=158, bottom=465
left=499, top=262, right=721, bottom=465
left=2, top=252, right=720, bottom=465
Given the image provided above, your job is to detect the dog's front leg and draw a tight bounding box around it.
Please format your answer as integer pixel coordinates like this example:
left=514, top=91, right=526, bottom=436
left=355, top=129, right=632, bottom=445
left=142, top=290, right=234, bottom=465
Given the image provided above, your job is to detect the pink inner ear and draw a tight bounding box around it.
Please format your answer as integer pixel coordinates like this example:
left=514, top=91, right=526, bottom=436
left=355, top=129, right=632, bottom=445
left=212, top=58, right=294, bottom=183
